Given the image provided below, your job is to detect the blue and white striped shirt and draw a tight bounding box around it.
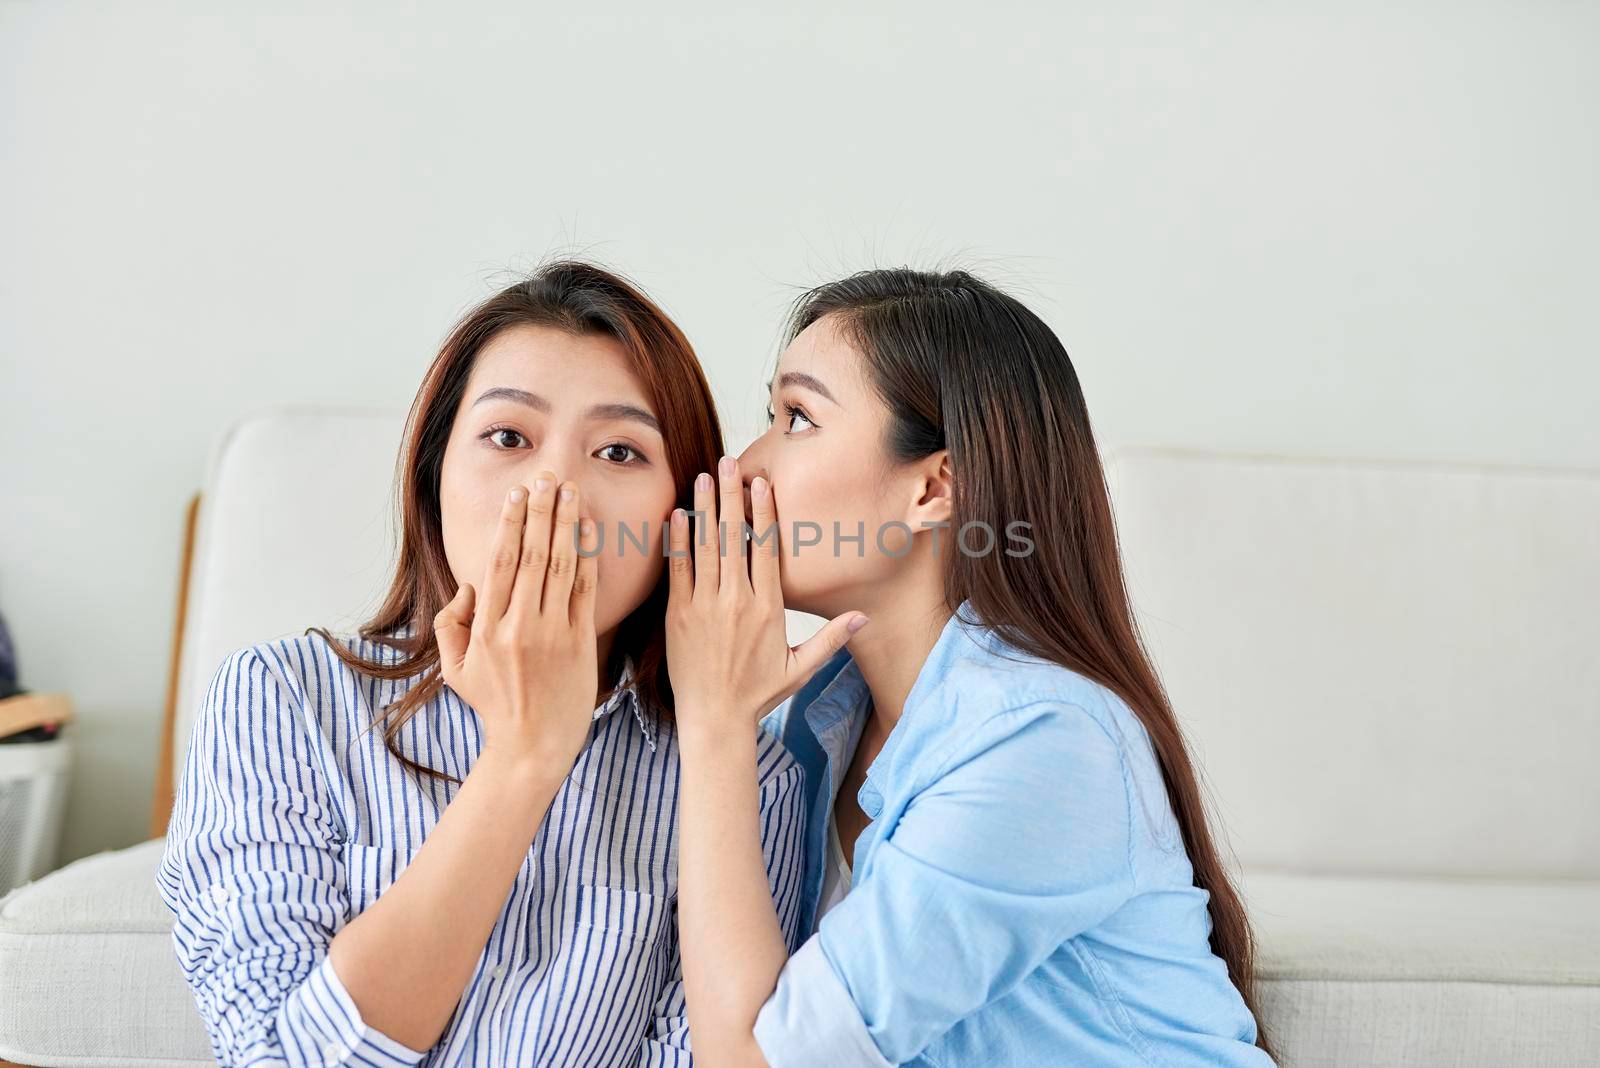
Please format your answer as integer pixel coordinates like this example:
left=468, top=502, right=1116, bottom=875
left=155, top=631, right=809, bottom=1068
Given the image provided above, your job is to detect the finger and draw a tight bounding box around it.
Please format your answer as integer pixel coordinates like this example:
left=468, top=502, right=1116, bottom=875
left=748, top=474, right=780, bottom=603
left=481, top=486, right=528, bottom=626
left=667, top=505, right=692, bottom=605
left=434, top=582, right=475, bottom=676
left=717, top=455, right=750, bottom=599
left=571, top=502, right=599, bottom=629
left=507, top=471, right=558, bottom=624
left=691, top=469, right=719, bottom=599
left=788, top=611, right=870, bottom=685
left=541, top=480, right=581, bottom=616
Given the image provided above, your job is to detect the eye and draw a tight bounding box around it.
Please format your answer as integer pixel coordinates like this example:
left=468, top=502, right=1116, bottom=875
left=779, top=402, right=816, bottom=434
left=480, top=425, right=527, bottom=449
left=596, top=442, right=647, bottom=466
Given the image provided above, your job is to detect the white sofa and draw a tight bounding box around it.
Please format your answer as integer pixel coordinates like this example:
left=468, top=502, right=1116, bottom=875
left=1104, top=448, right=1600, bottom=1066
left=0, top=410, right=1593, bottom=1066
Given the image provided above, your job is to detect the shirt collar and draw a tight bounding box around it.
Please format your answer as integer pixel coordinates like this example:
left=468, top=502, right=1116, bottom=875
left=784, top=599, right=987, bottom=790
left=592, top=654, right=657, bottom=753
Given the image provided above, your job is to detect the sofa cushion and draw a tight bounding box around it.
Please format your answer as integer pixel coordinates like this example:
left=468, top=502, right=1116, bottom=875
left=0, top=837, right=213, bottom=1066
left=1244, top=869, right=1600, bottom=1066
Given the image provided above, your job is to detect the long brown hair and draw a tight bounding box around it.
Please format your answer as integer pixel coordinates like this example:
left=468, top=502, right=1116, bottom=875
left=788, top=267, right=1278, bottom=1061
left=309, top=260, right=723, bottom=786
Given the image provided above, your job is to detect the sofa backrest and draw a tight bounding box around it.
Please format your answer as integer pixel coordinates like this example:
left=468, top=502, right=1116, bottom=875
left=172, top=414, right=1600, bottom=879
left=1105, top=447, right=1600, bottom=879
left=171, top=407, right=406, bottom=781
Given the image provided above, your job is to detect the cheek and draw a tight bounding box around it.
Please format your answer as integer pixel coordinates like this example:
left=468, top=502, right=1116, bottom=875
left=771, top=453, right=879, bottom=540
left=767, top=444, right=900, bottom=605
left=438, top=449, right=507, bottom=586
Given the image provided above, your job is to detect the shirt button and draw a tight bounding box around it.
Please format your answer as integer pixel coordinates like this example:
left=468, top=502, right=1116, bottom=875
left=322, top=1041, right=345, bottom=1063
left=860, top=784, right=882, bottom=817
left=492, top=964, right=507, bottom=980
left=209, top=885, right=230, bottom=904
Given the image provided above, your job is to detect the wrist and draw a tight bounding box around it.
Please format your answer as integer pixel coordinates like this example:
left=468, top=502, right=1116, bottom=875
left=476, top=742, right=576, bottom=784
left=676, top=717, right=761, bottom=760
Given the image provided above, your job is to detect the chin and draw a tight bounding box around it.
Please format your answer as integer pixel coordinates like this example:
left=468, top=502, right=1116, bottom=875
left=779, top=581, right=844, bottom=623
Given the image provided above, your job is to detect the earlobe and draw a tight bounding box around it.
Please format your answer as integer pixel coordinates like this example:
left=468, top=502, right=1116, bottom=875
left=919, top=494, right=954, bottom=527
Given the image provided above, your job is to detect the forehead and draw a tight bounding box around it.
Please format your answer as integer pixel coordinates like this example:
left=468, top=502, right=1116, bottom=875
left=468, top=323, right=650, bottom=404
left=776, top=315, right=867, bottom=398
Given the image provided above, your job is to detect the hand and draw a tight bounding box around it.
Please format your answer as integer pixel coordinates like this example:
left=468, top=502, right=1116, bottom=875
left=433, top=473, right=601, bottom=767
left=665, top=455, right=868, bottom=742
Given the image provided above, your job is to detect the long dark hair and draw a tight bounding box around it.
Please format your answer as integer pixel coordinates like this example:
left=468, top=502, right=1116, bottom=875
left=308, top=260, right=724, bottom=786
left=787, top=267, right=1277, bottom=1060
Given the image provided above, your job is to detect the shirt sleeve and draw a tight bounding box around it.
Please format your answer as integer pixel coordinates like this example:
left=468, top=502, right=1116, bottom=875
left=639, top=728, right=808, bottom=1066
left=753, top=700, right=1137, bottom=1067
left=154, top=645, right=432, bottom=1068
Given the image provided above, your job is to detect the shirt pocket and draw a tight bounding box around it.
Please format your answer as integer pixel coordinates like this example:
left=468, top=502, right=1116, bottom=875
left=530, top=882, right=672, bottom=1044
left=572, top=882, right=668, bottom=946
left=342, top=842, right=416, bottom=916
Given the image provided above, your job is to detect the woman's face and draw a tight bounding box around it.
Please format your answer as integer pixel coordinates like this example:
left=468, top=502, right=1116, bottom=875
left=438, top=324, right=679, bottom=639
left=737, top=314, right=950, bottom=621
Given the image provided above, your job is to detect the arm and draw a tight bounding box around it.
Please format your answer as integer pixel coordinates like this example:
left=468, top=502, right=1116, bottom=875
left=156, top=646, right=573, bottom=1062
left=641, top=730, right=808, bottom=1067
left=325, top=737, right=569, bottom=1048
left=663, top=457, right=860, bottom=1067
left=674, top=728, right=794, bottom=1066
left=753, top=702, right=1137, bottom=1067
left=157, top=475, right=603, bottom=1061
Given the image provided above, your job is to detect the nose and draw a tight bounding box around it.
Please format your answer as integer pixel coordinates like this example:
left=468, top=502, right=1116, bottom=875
left=736, top=439, right=767, bottom=517
left=525, top=439, right=586, bottom=490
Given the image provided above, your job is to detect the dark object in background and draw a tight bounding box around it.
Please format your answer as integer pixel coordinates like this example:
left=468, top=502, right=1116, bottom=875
left=0, top=726, right=60, bottom=744
left=0, top=609, right=18, bottom=701
left=0, top=608, right=70, bottom=743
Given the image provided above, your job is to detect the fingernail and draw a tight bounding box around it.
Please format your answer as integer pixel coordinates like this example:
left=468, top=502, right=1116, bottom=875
left=752, top=476, right=768, bottom=499
left=559, top=486, right=573, bottom=502
left=847, top=614, right=870, bottom=633
left=508, top=486, right=527, bottom=503
left=696, top=472, right=711, bottom=492
left=671, top=507, right=686, bottom=525
left=535, top=477, right=552, bottom=492
left=719, top=455, right=735, bottom=477
left=580, top=518, right=594, bottom=537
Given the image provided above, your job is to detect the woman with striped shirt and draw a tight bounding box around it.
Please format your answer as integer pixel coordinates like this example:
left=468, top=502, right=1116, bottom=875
left=155, top=262, right=820, bottom=1066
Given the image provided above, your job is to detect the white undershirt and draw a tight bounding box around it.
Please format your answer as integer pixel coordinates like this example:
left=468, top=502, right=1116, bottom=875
left=818, top=808, right=853, bottom=920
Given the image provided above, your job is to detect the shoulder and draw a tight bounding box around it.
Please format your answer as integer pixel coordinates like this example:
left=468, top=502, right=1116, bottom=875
left=927, top=622, right=1129, bottom=753
left=907, top=624, right=1151, bottom=820
left=206, top=629, right=410, bottom=710
left=921, top=622, right=1184, bottom=857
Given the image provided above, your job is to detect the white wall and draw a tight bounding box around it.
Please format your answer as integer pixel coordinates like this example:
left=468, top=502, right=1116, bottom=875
left=2, top=2, right=1596, bottom=862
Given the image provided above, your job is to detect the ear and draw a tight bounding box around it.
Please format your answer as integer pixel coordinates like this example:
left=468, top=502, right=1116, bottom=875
left=905, top=449, right=953, bottom=529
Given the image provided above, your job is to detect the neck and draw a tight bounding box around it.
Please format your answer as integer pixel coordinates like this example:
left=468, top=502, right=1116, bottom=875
left=838, top=578, right=952, bottom=739
left=596, top=626, right=619, bottom=694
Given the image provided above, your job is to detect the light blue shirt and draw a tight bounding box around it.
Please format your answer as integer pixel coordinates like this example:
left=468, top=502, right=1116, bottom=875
left=753, top=602, right=1272, bottom=1067
left=156, top=631, right=808, bottom=1067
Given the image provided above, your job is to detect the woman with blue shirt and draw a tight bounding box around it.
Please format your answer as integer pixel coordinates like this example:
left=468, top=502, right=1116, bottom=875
left=155, top=261, right=809, bottom=1066
left=664, top=267, right=1279, bottom=1065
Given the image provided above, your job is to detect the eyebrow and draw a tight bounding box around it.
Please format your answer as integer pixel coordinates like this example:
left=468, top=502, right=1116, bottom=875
left=471, top=387, right=662, bottom=435
left=765, top=371, right=840, bottom=407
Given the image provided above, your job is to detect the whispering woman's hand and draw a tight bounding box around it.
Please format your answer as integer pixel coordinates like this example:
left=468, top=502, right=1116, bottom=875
left=433, top=472, right=601, bottom=767
left=665, top=455, right=869, bottom=743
